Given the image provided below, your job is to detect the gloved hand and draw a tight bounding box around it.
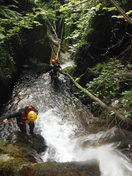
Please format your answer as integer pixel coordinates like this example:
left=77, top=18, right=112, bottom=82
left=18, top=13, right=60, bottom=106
left=3, top=118, right=10, bottom=124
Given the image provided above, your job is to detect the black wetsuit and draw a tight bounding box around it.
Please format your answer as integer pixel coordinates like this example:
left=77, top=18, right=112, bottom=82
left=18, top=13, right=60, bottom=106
left=50, top=63, right=62, bottom=79
left=2, top=106, right=38, bottom=134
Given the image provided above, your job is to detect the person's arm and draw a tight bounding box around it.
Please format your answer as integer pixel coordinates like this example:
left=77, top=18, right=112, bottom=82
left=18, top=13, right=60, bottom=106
left=2, top=111, right=21, bottom=124
left=6, top=112, right=21, bottom=119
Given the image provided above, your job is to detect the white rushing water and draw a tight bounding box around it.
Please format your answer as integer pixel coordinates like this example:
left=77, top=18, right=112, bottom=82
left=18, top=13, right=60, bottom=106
left=61, top=60, right=75, bottom=69
left=4, top=58, right=131, bottom=176
left=36, top=109, right=78, bottom=162
left=36, top=109, right=132, bottom=176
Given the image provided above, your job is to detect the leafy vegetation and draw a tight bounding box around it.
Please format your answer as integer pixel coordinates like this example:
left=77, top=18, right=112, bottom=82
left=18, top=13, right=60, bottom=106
left=0, top=0, right=57, bottom=102
left=85, top=59, right=132, bottom=118
left=0, top=0, right=131, bottom=123
left=0, top=1, right=39, bottom=83
left=56, top=0, right=132, bottom=122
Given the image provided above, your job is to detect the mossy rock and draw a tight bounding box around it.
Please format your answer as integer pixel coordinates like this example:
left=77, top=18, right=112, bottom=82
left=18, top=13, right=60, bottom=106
left=0, top=132, right=99, bottom=176
left=0, top=132, right=46, bottom=163
left=0, top=161, right=100, bottom=176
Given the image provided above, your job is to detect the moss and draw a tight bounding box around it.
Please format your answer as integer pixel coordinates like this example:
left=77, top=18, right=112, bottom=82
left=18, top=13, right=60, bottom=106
left=0, top=136, right=99, bottom=176
left=0, top=162, right=15, bottom=176
left=0, top=133, right=99, bottom=176
left=0, top=156, right=100, bottom=176
left=0, top=160, right=23, bottom=176
left=73, top=5, right=132, bottom=77
left=0, top=132, right=46, bottom=163
left=32, top=162, right=99, bottom=176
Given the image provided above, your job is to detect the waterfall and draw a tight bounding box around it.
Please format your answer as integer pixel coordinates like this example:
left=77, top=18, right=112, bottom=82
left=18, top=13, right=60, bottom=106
left=36, top=109, right=132, bottom=176
left=1, top=71, right=132, bottom=176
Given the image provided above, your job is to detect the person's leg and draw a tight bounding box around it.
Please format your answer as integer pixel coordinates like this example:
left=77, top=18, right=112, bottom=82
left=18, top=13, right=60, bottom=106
left=29, top=122, right=35, bottom=134
left=17, top=120, right=27, bottom=134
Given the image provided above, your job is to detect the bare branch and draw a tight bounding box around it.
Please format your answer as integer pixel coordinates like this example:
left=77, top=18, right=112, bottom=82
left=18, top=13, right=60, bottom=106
left=110, top=0, right=132, bottom=25
left=113, top=72, right=132, bottom=77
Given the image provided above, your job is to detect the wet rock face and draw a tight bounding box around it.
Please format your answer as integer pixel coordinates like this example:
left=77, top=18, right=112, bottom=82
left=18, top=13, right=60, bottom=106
left=0, top=131, right=100, bottom=176
left=0, top=131, right=47, bottom=163
left=0, top=161, right=100, bottom=176
left=0, top=22, right=51, bottom=110
left=30, top=133, right=47, bottom=154
left=0, top=154, right=14, bottom=162
left=14, top=132, right=47, bottom=162
left=22, top=162, right=99, bottom=176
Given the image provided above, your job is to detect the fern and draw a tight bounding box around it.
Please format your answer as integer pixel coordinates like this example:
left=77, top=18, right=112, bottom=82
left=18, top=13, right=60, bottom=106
left=0, top=5, right=20, bottom=18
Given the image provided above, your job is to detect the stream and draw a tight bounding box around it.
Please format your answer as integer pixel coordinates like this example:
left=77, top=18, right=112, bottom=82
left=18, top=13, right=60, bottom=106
left=0, top=66, right=132, bottom=176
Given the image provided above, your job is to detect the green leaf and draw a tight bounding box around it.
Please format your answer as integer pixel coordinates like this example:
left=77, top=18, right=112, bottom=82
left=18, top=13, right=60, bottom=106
left=0, top=33, right=5, bottom=40
left=95, top=3, right=102, bottom=11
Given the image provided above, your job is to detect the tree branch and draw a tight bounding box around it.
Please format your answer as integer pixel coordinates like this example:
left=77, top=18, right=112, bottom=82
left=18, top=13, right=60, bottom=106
left=62, top=72, right=132, bottom=127
left=113, top=72, right=132, bottom=77
left=110, top=0, right=132, bottom=25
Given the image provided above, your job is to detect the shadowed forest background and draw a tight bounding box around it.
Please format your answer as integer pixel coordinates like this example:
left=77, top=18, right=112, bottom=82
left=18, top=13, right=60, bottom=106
left=0, top=0, right=131, bottom=125
left=0, top=0, right=132, bottom=175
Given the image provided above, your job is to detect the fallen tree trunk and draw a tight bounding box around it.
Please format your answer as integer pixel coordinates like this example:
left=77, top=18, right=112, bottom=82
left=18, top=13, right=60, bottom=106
left=62, top=72, right=132, bottom=128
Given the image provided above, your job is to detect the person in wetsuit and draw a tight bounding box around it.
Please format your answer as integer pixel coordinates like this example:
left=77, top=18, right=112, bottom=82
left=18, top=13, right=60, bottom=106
left=2, top=105, right=38, bottom=134
left=49, top=58, right=62, bottom=80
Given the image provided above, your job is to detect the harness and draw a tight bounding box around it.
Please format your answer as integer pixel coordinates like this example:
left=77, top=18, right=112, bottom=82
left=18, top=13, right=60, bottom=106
left=20, top=105, right=37, bottom=120
left=21, top=111, right=27, bottom=120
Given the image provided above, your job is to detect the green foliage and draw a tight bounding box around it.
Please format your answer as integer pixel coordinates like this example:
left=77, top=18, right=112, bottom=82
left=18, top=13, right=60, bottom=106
left=111, top=90, right=132, bottom=118
left=0, top=1, right=56, bottom=81
left=0, top=0, right=60, bottom=42
left=62, top=65, right=76, bottom=76
left=112, top=9, right=132, bottom=19
left=0, top=6, right=42, bottom=42
left=35, top=0, right=62, bottom=9
left=0, top=45, right=16, bottom=79
left=60, top=0, right=97, bottom=43
left=0, top=140, right=9, bottom=146
left=85, top=58, right=132, bottom=118
left=118, top=90, right=132, bottom=118
left=0, top=5, right=19, bottom=18
left=33, top=7, right=56, bottom=21
left=119, top=0, right=127, bottom=5
left=0, top=161, right=15, bottom=176
left=86, top=59, right=121, bottom=101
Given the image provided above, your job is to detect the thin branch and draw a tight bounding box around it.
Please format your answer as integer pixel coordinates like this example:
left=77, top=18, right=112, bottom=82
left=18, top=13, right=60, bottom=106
left=113, top=72, right=132, bottom=77
left=110, top=0, right=132, bottom=25
left=118, top=45, right=132, bottom=57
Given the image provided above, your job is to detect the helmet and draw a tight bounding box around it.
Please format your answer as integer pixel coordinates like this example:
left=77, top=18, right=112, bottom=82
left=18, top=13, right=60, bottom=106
left=51, top=59, right=56, bottom=65
left=27, top=111, right=37, bottom=122
left=54, top=58, right=59, bottom=62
